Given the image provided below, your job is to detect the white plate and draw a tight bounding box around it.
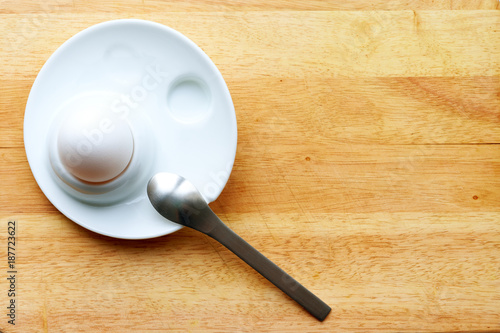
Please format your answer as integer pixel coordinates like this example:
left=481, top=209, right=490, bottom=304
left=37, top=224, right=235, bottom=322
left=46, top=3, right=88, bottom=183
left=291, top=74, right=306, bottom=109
left=24, top=19, right=237, bottom=239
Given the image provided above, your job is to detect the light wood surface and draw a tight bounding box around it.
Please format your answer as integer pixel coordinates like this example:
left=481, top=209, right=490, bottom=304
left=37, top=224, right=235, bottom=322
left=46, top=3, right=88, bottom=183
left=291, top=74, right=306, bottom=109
left=1, top=1, right=499, bottom=332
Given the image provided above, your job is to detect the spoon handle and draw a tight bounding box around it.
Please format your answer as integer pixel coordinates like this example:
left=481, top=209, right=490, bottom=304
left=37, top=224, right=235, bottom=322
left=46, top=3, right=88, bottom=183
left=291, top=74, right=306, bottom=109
left=203, top=211, right=331, bottom=321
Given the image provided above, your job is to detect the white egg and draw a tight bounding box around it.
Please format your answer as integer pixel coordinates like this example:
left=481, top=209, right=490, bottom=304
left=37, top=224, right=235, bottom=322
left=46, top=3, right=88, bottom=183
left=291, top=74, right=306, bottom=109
left=57, top=106, right=134, bottom=183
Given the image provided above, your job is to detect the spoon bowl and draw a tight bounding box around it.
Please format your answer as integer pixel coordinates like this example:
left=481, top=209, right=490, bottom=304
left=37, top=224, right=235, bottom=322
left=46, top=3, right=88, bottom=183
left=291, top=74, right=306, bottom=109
left=147, top=172, right=208, bottom=226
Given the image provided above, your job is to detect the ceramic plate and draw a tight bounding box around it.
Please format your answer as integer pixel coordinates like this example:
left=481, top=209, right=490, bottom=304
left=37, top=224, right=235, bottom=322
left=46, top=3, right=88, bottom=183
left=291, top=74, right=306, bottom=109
left=24, top=19, right=237, bottom=239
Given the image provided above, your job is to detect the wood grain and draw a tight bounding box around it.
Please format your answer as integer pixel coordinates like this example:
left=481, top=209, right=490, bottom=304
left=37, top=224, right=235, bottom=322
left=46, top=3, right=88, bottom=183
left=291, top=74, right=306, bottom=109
left=0, top=2, right=499, bottom=332
left=0, top=0, right=499, bottom=14
left=1, top=11, right=499, bottom=80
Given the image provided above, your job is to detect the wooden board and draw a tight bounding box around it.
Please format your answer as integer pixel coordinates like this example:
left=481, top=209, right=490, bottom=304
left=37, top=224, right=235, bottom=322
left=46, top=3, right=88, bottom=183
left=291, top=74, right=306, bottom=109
left=1, top=1, right=499, bottom=332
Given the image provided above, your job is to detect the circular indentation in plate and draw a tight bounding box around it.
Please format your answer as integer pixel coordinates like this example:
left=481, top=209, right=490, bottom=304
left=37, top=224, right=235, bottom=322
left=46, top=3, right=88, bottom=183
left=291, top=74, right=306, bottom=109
left=105, top=44, right=136, bottom=60
left=104, top=44, right=143, bottom=84
left=167, top=77, right=211, bottom=123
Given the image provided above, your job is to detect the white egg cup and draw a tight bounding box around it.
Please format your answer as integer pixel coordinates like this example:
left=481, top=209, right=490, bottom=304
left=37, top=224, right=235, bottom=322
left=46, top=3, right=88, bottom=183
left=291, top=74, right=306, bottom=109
left=47, top=91, right=156, bottom=205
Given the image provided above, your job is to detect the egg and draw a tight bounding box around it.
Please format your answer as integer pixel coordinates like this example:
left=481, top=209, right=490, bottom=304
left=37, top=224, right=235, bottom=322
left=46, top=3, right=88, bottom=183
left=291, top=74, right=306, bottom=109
left=57, top=106, right=134, bottom=183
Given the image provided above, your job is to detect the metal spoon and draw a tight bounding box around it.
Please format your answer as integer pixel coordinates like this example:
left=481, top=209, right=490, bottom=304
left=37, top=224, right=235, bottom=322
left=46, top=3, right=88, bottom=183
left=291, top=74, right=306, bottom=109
left=147, top=172, right=331, bottom=321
